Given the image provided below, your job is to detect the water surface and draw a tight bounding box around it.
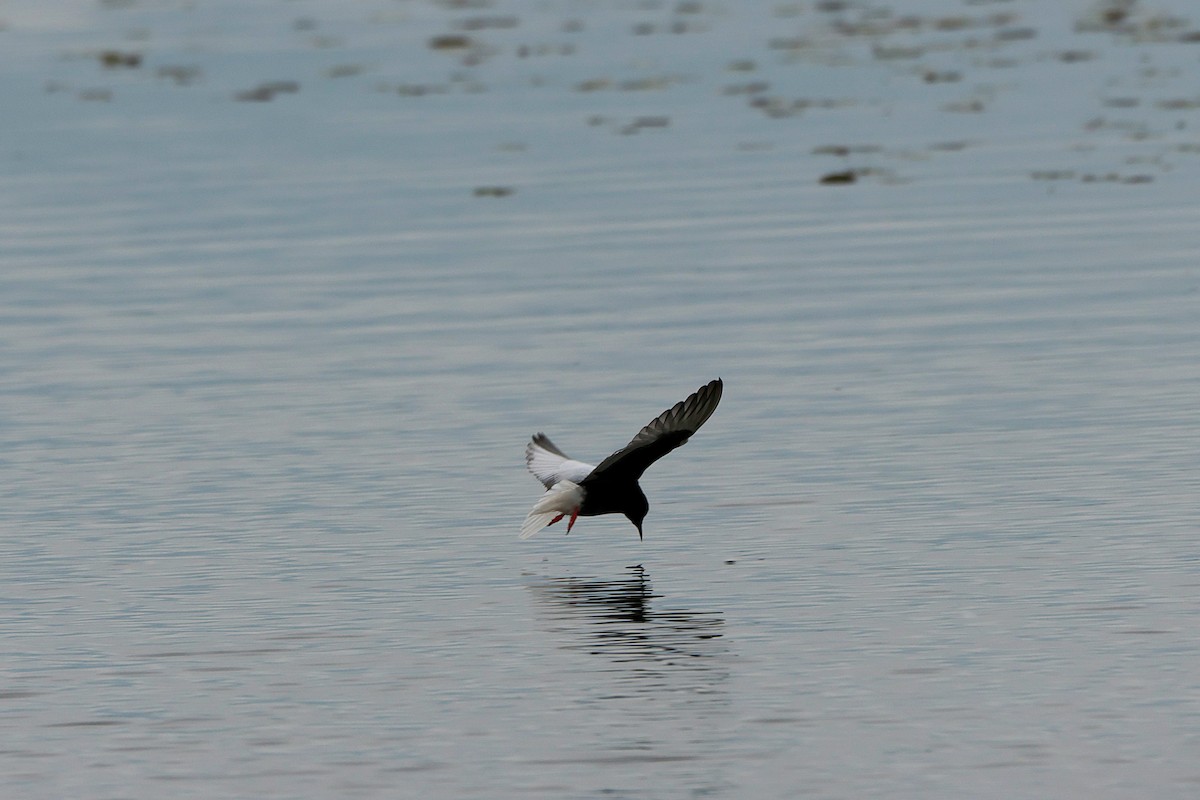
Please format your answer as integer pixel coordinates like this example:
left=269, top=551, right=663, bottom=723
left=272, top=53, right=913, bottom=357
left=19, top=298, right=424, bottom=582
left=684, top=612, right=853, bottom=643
left=2, top=1, right=1199, bottom=797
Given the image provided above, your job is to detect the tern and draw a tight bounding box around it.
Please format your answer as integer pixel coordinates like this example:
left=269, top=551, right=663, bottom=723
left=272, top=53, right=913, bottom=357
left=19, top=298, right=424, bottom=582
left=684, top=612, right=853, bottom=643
left=521, top=378, right=723, bottom=540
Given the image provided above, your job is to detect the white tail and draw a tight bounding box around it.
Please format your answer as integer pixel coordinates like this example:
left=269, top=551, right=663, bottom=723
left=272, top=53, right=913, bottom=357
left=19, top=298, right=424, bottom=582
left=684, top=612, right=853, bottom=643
left=520, top=481, right=585, bottom=539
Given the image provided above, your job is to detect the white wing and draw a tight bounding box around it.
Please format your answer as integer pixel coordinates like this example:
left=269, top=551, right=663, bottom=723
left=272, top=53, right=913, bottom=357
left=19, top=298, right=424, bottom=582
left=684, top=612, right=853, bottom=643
left=525, top=433, right=594, bottom=489
left=520, top=481, right=586, bottom=539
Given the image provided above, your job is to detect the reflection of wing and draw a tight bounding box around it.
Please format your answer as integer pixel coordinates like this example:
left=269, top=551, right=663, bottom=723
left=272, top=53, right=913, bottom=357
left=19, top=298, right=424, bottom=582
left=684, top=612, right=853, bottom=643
left=527, top=567, right=729, bottom=742
left=526, top=433, right=594, bottom=489
left=527, top=566, right=727, bottom=673
left=583, top=378, right=723, bottom=485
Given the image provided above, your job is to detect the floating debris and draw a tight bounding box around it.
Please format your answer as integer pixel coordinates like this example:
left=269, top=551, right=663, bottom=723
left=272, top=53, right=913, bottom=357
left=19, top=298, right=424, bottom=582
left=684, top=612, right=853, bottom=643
left=922, top=70, right=963, bottom=83
left=819, top=170, right=858, bottom=185
left=98, top=50, right=141, bottom=68
left=619, top=116, right=671, bottom=135
left=721, top=81, right=769, bottom=96
left=474, top=186, right=514, bottom=197
left=326, top=64, right=365, bottom=79
left=768, top=37, right=810, bottom=51
left=516, top=43, right=574, bottom=58
left=995, top=27, right=1037, bottom=42
left=1032, top=169, right=1154, bottom=184
left=934, top=16, right=969, bottom=32
left=234, top=80, right=300, bottom=102
left=814, top=145, right=851, bottom=157
left=1084, top=172, right=1147, bottom=183
left=387, top=82, right=451, bottom=97
left=928, top=140, right=972, bottom=152
left=1076, top=0, right=1136, bottom=33
left=942, top=98, right=987, bottom=113
left=235, top=87, right=274, bottom=102
left=1157, top=98, right=1200, bottom=110
left=1057, top=49, right=1096, bottom=63
left=1080, top=172, right=1154, bottom=183
left=815, top=144, right=883, bottom=157
left=455, top=16, right=518, bottom=31
left=429, top=34, right=474, bottom=50
left=873, top=44, right=925, bottom=60
left=749, top=95, right=856, bottom=119
left=1031, top=170, right=1077, bottom=181
left=41, top=0, right=1198, bottom=193
left=576, top=78, right=610, bottom=92
left=619, top=76, right=677, bottom=91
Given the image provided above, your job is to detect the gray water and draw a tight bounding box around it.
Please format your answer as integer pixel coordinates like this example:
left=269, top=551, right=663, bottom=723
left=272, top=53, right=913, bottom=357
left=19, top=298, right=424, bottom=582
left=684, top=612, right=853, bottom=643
left=2, top=1, right=1199, bottom=797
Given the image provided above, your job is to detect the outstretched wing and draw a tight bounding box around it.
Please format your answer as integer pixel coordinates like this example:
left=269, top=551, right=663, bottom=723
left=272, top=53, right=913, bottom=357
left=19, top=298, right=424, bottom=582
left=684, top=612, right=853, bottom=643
left=582, top=378, right=723, bottom=485
left=526, top=433, right=595, bottom=489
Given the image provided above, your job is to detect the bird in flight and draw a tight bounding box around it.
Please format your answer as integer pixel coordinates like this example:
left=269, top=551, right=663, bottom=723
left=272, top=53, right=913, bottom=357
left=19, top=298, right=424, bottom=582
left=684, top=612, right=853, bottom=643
left=521, top=378, right=723, bottom=540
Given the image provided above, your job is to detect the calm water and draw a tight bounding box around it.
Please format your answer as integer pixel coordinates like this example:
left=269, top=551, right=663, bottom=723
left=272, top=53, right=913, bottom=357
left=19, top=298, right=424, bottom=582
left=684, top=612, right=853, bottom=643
left=2, top=1, right=1199, bottom=797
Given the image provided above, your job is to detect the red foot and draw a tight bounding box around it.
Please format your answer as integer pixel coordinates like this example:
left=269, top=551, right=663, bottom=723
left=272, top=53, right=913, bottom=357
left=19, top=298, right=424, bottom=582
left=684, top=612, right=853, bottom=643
left=566, top=507, right=580, bottom=533
left=548, top=514, right=564, bottom=526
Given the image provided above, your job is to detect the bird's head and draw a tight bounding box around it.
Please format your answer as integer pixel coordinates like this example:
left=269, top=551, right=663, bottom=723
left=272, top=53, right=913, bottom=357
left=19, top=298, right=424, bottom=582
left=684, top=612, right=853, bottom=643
left=624, top=490, right=649, bottom=540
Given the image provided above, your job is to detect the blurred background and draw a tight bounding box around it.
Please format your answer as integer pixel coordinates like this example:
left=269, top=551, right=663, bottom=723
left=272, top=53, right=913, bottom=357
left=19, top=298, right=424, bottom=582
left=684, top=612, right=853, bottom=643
left=2, top=1, right=1198, bottom=797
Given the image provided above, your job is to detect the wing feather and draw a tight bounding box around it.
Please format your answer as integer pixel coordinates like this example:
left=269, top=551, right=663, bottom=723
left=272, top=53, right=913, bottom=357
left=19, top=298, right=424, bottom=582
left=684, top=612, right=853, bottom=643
left=526, top=433, right=594, bottom=488
left=582, top=378, right=723, bottom=485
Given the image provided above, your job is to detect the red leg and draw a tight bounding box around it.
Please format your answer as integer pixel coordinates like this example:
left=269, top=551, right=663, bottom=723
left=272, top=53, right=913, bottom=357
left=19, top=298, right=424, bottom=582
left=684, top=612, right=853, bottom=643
left=566, top=507, right=580, bottom=533
left=547, top=514, right=564, bottom=526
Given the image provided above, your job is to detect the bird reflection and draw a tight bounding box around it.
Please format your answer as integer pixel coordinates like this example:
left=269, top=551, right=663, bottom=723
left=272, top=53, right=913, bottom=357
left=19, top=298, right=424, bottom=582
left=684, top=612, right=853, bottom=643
left=527, top=566, right=727, bottom=684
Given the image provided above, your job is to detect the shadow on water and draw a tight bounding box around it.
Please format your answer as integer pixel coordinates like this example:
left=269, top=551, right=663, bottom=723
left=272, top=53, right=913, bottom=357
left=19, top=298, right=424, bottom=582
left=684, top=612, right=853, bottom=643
left=523, top=570, right=733, bottom=783
left=526, top=566, right=729, bottom=705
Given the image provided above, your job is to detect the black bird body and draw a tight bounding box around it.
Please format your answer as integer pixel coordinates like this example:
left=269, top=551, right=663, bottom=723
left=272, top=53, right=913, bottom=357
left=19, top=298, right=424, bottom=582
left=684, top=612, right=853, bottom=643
left=577, top=476, right=648, bottom=519
left=521, top=379, right=723, bottom=539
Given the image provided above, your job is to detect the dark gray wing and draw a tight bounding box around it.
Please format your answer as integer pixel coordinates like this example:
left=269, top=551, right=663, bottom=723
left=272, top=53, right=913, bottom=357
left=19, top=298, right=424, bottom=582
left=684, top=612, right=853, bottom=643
left=582, top=378, right=723, bottom=485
